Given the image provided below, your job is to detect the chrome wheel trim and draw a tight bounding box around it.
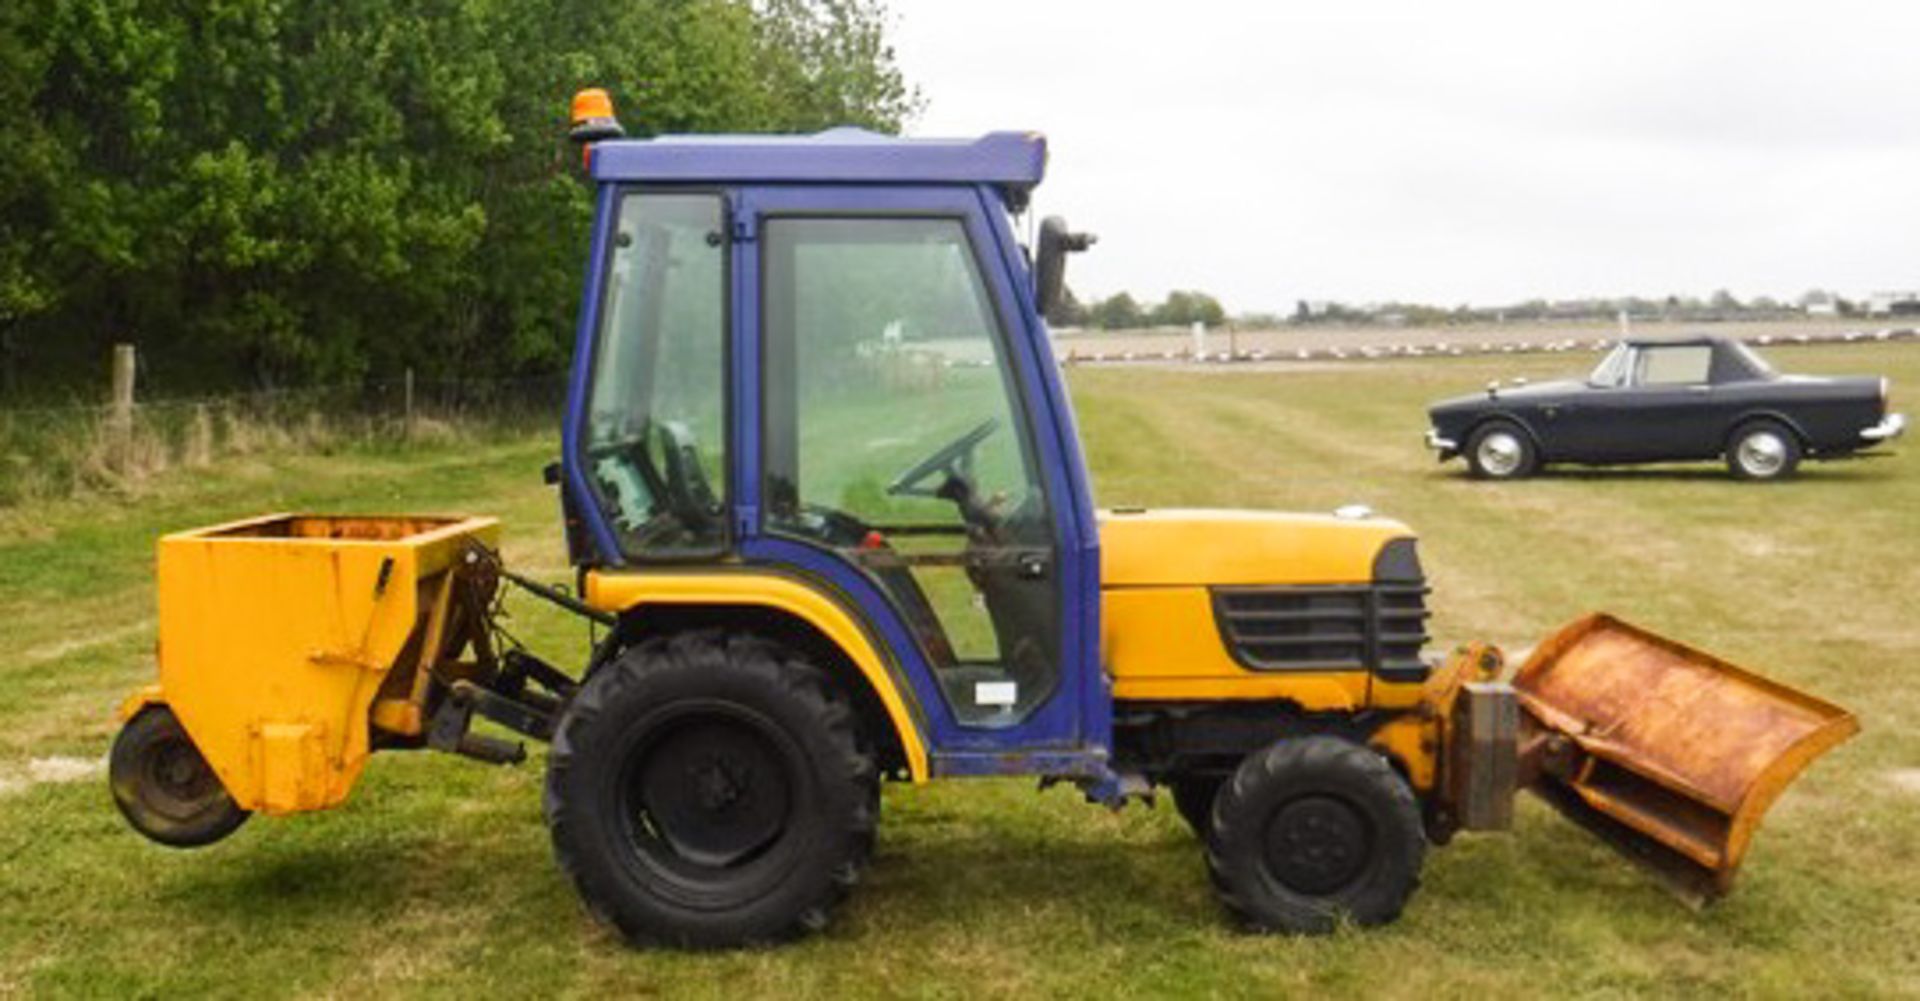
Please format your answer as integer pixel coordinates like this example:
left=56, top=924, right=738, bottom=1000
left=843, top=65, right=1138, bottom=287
left=1476, top=431, right=1524, bottom=477
left=1737, top=431, right=1787, bottom=477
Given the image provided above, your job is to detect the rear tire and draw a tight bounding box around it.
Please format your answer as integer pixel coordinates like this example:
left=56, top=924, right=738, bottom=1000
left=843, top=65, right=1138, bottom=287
left=1465, top=421, right=1539, bottom=480
left=109, top=705, right=249, bottom=848
left=1168, top=774, right=1224, bottom=838
left=1726, top=420, right=1802, bottom=480
left=1206, top=735, right=1424, bottom=934
left=544, top=630, right=877, bottom=949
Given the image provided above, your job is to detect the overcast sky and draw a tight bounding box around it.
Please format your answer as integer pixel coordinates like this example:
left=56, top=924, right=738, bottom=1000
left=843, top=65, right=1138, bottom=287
left=889, top=2, right=1920, bottom=314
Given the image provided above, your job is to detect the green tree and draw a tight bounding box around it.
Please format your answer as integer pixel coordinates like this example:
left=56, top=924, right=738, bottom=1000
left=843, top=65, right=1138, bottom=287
left=1090, top=292, right=1144, bottom=330
left=1045, top=285, right=1088, bottom=328
left=0, top=0, right=58, bottom=392
left=0, top=0, right=920, bottom=395
left=1150, top=289, right=1226, bottom=327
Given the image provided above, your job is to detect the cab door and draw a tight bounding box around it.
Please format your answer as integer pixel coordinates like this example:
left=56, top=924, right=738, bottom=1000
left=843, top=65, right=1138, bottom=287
left=731, top=185, right=1101, bottom=764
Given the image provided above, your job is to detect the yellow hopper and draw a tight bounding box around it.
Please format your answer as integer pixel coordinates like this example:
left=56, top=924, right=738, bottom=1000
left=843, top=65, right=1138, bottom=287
left=112, top=514, right=501, bottom=844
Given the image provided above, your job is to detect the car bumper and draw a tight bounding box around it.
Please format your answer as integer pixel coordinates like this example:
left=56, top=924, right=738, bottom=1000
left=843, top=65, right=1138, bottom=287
left=1862, top=413, right=1906, bottom=442
left=1424, top=428, right=1459, bottom=458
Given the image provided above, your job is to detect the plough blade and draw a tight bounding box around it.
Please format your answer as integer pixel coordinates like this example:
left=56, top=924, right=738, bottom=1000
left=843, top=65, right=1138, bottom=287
left=1511, top=614, right=1856, bottom=902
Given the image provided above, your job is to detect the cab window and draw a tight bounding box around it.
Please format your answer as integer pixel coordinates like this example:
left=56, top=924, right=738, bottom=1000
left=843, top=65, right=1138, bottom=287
left=580, top=192, right=728, bottom=557
left=761, top=216, right=1060, bottom=726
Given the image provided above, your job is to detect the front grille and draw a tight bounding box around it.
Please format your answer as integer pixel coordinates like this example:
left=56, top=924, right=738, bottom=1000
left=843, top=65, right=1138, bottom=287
left=1213, top=582, right=1431, bottom=682
left=1373, top=582, right=1431, bottom=680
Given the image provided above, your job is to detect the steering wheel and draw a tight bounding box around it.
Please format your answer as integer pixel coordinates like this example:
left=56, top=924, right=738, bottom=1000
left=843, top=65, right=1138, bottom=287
left=887, top=418, right=1000, bottom=499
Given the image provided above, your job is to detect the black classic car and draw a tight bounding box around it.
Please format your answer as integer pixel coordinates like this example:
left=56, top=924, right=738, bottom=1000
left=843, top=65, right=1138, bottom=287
left=1425, top=336, right=1905, bottom=480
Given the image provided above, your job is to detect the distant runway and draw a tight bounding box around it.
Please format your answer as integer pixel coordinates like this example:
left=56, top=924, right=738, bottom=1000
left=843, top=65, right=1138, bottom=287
left=1054, top=318, right=1920, bottom=366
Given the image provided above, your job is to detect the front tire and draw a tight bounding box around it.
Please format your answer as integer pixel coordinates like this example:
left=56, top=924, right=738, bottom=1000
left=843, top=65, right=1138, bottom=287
left=1726, top=420, right=1802, bottom=480
left=1206, top=736, right=1424, bottom=934
left=544, top=630, right=877, bottom=949
left=1465, top=421, right=1539, bottom=480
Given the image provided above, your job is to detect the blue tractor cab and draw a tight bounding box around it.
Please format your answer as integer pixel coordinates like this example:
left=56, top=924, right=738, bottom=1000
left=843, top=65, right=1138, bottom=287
left=559, top=124, right=1111, bottom=774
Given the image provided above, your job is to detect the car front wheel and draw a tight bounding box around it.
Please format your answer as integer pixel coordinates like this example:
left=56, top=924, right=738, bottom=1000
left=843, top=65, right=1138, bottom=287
left=1726, top=421, right=1802, bottom=481
left=1465, top=421, right=1538, bottom=480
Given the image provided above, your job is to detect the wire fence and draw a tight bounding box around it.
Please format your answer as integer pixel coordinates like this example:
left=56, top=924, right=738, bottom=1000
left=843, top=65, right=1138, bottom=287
left=0, top=372, right=569, bottom=507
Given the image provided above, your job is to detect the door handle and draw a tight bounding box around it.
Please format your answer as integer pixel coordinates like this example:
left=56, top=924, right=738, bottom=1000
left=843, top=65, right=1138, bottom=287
left=964, top=549, right=1051, bottom=580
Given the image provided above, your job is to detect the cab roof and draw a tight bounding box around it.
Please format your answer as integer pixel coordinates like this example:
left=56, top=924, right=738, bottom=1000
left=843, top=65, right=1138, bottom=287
left=588, top=128, right=1047, bottom=201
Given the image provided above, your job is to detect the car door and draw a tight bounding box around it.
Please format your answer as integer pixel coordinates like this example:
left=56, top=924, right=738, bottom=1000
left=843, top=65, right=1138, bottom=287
left=732, top=184, right=1099, bottom=758
left=1612, top=344, right=1722, bottom=459
left=1531, top=354, right=1629, bottom=461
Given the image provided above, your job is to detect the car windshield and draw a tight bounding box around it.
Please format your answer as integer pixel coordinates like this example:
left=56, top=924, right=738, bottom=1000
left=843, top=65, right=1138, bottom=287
left=1588, top=344, right=1630, bottom=387
left=1726, top=340, right=1778, bottom=379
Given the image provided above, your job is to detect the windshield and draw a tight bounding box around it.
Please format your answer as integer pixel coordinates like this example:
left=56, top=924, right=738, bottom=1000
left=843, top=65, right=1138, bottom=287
left=1726, top=340, right=1778, bottom=379
left=1588, top=343, right=1630, bottom=387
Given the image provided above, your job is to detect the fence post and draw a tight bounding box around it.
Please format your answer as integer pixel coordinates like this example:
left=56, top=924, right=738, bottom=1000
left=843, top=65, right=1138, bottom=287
left=403, top=366, right=415, bottom=441
left=109, top=343, right=136, bottom=472
left=189, top=403, right=213, bottom=467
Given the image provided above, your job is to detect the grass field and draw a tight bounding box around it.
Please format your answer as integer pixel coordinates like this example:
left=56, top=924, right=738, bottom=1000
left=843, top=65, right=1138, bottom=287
left=2, top=344, right=1916, bottom=998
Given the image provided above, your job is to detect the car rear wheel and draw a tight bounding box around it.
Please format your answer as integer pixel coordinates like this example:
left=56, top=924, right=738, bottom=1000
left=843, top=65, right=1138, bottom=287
left=1465, top=421, right=1538, bottom=480
left=1726, top=421, right=1802, bottom=481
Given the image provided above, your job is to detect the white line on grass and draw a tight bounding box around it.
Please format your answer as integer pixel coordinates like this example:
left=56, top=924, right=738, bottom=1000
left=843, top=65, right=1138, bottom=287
left=20, top=620, right=153, bottom=667
left=0, top=755, right=106, bottom=798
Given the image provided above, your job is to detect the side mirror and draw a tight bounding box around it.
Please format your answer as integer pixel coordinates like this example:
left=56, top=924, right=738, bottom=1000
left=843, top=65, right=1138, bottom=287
left=1034, top=216, right=1095, bottom=320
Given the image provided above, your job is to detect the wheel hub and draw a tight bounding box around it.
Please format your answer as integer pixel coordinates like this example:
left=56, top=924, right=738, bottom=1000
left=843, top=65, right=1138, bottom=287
left=629, top=718, right=793, bottom=870
left=691, top=754, right=749, bottom=812
left=1263, top=795, right=1372, bottom=896
left=1478, top=432, right=1522, bottom=476
left=144, top=738, right=220, bottom=817
left=1738, top=432, right=1786, bottom=476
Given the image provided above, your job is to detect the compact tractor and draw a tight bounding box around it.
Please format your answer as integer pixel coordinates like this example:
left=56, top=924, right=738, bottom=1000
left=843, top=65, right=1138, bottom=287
left=109, top=90, right=1856, bottom=947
